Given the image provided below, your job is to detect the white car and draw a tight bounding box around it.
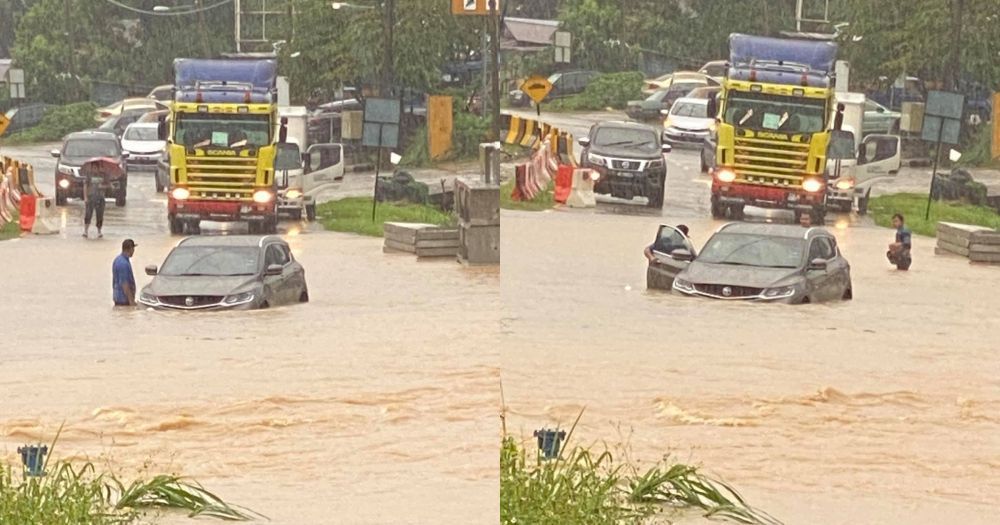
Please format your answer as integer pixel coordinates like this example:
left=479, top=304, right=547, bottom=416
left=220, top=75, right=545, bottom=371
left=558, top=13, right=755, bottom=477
left=661, top=97, right=714, bottom=148
left=120, top=122, right=166, bottom=178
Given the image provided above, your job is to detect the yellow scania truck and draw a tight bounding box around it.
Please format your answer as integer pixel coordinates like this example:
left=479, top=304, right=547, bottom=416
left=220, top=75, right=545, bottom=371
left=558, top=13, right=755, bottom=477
left=708, top=34, right=838, bottom=224
left=161, top=58, right=283, bottom=235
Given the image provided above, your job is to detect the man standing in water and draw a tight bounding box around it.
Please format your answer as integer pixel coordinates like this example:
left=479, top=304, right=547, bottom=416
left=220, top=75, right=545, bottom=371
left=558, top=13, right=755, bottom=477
left=113, top=239, right=137, bottom=307
left=887, top=213, right=912, bottom=270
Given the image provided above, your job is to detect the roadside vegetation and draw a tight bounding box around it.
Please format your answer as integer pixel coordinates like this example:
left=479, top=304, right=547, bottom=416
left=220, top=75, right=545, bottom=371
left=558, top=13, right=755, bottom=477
left=870, top=193, right=1000, bottom=237
left=501, top=411, right=778, bottom=525
left=955, top=126, right=1000, bottom=170
left=1, top=102, right=97, bottom=145
left=500, top=179, right=555, bottom=212
left=547, top=72, right=645, bottom=112
left=316, top=197, right=454, bottom=237
left=0, top=209, right=20, bottom=241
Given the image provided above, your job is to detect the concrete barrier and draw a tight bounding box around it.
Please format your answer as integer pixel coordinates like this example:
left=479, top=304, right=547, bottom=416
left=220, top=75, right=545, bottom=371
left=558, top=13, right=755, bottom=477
left=455, top=177, right=499, bottom=265
left=31, top=197, right=60, bottom=235
left=935, top=222, right=1000, bottom=264
left=383, top=222, right=459, bottom=258
left=565, top=168, right=597, bottom=208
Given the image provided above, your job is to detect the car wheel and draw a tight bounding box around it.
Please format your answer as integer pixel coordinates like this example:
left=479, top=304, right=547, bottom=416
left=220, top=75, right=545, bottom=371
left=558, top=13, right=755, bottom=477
left=299, top=287, right=309, bottom=303
left=305, top=204, right=317, bottom=222
left=842, top=286, right=853, bottom=300
left=168, top=214, right=183, bottom=235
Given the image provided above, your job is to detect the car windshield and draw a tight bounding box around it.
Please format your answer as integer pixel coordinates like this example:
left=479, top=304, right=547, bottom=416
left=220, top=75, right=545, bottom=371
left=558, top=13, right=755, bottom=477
left=593, top=127, right=658, bottom=153
left=175, top=113, right=271, bottom=148
left=64, top=139, right=119, bottom=158
left=698, top=233, right=803, bottom=268
left=274, top=143, right=302, bottom=170
left=159, top=246, right=260, bottom=277
left=724, top=91, right=827, bottom=133
left=124, top=127, right=159, bottom=141
left=671, top=102, right=707, bottom=118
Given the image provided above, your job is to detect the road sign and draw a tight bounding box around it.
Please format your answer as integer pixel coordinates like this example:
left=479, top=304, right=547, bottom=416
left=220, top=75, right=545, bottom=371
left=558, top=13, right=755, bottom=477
left=521, top=75, right=553, bottom=105
left=0, top=113, right=10, bottom=137
left=554, top=31, right=572, bottom=64
left=921, top=115, right=961, bottom=145
left=451, top=0, right=499, bottom=15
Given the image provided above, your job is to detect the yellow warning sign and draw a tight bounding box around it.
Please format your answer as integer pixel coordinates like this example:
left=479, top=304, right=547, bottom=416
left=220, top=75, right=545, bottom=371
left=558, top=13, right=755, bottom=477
left=521, top=75, right=553, bottom=105
left=0, top=113, right=10, bottom=137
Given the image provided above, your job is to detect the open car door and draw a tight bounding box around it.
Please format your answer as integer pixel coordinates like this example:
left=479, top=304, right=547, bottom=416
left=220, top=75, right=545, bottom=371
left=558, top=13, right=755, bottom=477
left=303, top=143, right=345, bottom=193
left=856, top=134, right=901, bottom=187
left=646, top=225, right=696, bottom=290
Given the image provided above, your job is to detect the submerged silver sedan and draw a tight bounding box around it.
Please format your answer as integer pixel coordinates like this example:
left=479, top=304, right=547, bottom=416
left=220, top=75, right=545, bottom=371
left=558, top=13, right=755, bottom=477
left=139, top=235, right=309, bottom=310
left=649, top=223, right=853, bottom=304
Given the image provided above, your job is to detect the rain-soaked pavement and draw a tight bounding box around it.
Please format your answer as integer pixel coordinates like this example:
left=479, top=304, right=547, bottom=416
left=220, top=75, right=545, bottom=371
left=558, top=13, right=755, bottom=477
left=0, top=145, right=499, bottom=523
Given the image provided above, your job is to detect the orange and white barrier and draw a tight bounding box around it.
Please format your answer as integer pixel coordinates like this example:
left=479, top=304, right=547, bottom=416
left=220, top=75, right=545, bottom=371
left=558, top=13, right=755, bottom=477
left=566, top=168, right=597, bottom=208
left=30, top=197, right=60, bottom=234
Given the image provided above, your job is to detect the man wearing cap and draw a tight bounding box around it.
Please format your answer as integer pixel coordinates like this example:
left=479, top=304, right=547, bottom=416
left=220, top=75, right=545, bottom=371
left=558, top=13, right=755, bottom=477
left=113, top=239, right=137, bottom=307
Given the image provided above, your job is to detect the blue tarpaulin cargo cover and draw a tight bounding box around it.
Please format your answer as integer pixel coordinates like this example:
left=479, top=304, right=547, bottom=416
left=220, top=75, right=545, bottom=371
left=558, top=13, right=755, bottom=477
left=173, top=58, right=277, bottom=103
left=729, top=34, right=837, bottom=73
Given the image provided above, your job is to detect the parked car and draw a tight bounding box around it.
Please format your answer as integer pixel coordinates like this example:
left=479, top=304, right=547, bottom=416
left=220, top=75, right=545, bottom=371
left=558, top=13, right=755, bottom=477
left=139, top=235, right=309, bottom=311
left=137, top=109, right=169, bottom=124
left=863, top=99, right=901, bottom=135
left=508, top=70, right=600, bottom=107
left=120, top=122, right=166, bottom=177
left=686, top=85, right=722, bottom=101
left=698, top=60, right=728, bottom=83
left=50, top=130, right=128, bottom=206
left=625, top=88, right=675, bottom=121
left=655, top=222, right=853, bottom=304
left=98, top=108, right=148, bottom=139
left=661, top=97, right=714, bottom=148
left=578, top=121, right=671, bottom=208
left=95, top=98, right=167, bottom=122
left=147, top=84, right=173, bottom=103
left=642, top=71, right=718, bottom=96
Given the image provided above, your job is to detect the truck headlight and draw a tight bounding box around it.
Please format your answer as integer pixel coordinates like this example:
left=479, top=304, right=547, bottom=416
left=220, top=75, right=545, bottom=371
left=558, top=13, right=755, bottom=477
left=672, top=278, right=696, bottom=294
left=171, top=187, right=190, bottom=200
left=285, top=189, right=303, bottom=200
left=716, top=168, right=736, bottom=183
left=762, top=285, right=796, bottom=299
left=802, top=178, right=824, bottom=193
left=223, top=291, right=254, bottom=305
left=253, top=190, right=274, bottom=203
left=835, top=178, right=855, bottom=190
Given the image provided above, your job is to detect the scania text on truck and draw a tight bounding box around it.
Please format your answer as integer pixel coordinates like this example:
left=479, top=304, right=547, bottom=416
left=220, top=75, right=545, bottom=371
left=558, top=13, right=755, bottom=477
left=160, top=58, right=283, bottom=235
left=709, top=34, right=838, bottom=223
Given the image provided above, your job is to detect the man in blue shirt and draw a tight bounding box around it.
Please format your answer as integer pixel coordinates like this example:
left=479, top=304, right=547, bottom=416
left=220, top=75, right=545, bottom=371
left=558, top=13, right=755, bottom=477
left=113, top=239, right=137, bottom=306
left=887, top=213, right=912, bottom=270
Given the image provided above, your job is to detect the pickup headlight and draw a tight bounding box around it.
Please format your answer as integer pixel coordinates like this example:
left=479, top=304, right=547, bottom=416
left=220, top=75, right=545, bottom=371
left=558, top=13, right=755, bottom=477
left=648, top=159, right=664, bottom=169
left=223, top=291, right=254, bottom=305
left=57, top=165, right=74, bottom=176
left=672, top=278, right=696, bottom=294
left=762, top=286, right=796, bottom=299
left=586, top=154, right=607, bottom=167
left=139, top=292, right=159, bottom=305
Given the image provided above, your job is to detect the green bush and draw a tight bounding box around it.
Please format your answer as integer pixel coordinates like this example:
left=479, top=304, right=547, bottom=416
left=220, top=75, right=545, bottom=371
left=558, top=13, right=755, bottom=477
left=548, top=71, right=645, bottom=111
left=955, top=124, right=1000, bottom=169
left=3, top=102, right=98, bottom=144
left=400, top=111, right=489, bottom=167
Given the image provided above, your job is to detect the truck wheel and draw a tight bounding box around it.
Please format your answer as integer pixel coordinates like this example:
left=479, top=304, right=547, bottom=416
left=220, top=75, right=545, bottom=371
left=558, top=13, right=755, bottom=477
left=168, top=214, right=183, bottom=235
left=710, top=198, right=725, bottom=219
left=810, top=207, right=826, bottom=225
left=248, top=221, right=260, bottom=235
left=305, top=204, right=316, bottom=222
left=187, top=221, right=201, bottom=235
left=858, top=188, right=872, bottom=215
left=729, top=205, right=745, bottom=221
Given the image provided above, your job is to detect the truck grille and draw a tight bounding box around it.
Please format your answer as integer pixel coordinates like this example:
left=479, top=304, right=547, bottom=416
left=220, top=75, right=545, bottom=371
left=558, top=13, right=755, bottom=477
left=733, top=136, right=810, bottom=187
left=184, top=157, right=258, bottom=200
left=694, top=284, right=762, bottom=298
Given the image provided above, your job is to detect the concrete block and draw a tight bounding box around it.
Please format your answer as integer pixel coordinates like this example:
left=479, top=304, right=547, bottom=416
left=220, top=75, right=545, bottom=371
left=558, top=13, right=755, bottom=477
left=969, top=252, right=1000, bottom=263
left=384, top=238, right=417, bottom=254
left=935, top=247, right=966, bottom=258
left=970, top=230, right=1000, bottom=246
left=416, top=228, right=459, bottom=242
left=969, top=243, right=1000, bottom=254
left=415, top=246, right=459, bottom=258
left=937, top=222, right=994, bottom=240
left=458, top=222, right=499, bottom=265
left=936, top=239, right=970, bottom=257
left=936, top=231, right=972, bottom=248
left=455, top=177, right=499, bottom=226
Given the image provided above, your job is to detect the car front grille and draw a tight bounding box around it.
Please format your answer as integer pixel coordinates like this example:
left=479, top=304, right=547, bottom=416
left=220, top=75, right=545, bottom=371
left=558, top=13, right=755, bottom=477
left=158, top=295, right=224, bottom=308
left=694, top=284, right=762, bottom=298
left=611, top=160, right=642, bottom=170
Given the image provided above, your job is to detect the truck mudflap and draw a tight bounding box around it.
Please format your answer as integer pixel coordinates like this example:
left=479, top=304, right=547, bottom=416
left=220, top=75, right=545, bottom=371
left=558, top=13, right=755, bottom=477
left=168, top=199, right=275, bottom=221
left=712, top=180, right=824, bottom=211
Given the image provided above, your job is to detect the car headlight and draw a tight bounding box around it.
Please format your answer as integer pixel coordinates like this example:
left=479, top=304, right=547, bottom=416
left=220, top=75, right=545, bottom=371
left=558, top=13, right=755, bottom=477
left=139, top=292, right=159, bottom=305
left=57, top=165, right=74, bottom=176
left=253, top=190, right=274, bottom=203
left=762, top=285, right=796, bottom=299
left=58, top=179, right=71, bottom=189
left=802, top=178, right=824, bottom=193
left=663, top=117, right=673, bottom=128
left=716, top=168, right=736, bottom=183
left=285, top=189, right=303, bottom=200
left=587, top=154, right=607, bottom=167
left=171, top=187, right=190, bottom=200
left=648, top=159, right=664, bottom=169
left=672, top=278, right=696, bottom=294
left=223, top=291, right=254, bottom=305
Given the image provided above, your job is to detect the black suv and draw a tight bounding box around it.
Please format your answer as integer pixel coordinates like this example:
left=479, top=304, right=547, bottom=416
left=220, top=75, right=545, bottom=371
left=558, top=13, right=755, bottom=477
left=50, top=131, right=128, bottom=206
left=578, top=121, right=671, bottom=208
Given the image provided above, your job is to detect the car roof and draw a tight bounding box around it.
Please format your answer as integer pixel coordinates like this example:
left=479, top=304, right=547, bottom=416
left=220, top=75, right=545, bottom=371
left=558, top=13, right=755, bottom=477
left=716, top=222, right=831, bottom=240
left=124, top=122, right=159, bottom=130
left=673, top=97, right=708, bottom=106
left=177, top=235, right=284, bottom=248
left=65, top=130, right=118, bottom=141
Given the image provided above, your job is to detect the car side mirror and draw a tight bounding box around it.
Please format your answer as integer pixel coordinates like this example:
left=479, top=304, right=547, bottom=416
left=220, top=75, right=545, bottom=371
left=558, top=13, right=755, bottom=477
left=145, top=265, right=158, bottom=276
left=661, top=143, right=672, bottom=154
left=577, top=137, right=590, bottom=148
left=672, top=249, right=694, bottom=262
left=50, top=149, right=61, bottom=158
left=265, top=263, right=283, bottom=276
left=121, top=152, right=130, bottom=159
left=808, top=258, right=828, bottom=271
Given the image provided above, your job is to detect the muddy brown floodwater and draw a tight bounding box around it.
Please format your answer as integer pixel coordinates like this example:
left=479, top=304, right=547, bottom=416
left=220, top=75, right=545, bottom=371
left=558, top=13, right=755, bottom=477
left=0, top=230, right=499, bottom=523
left=502, top=209, right=1000, bottom=525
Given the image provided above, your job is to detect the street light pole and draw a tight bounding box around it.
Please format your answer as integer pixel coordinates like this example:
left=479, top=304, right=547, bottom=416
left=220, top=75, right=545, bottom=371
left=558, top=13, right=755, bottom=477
left=381, top=0, right=394, bottom=97
left=489, top=0, right=501, bottom=143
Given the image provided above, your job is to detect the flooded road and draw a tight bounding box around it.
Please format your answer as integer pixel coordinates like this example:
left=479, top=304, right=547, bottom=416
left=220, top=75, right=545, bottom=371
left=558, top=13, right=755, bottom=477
left=0, top=229, right=499, bottom=523
left=501, top=209, right=1000, bottom=524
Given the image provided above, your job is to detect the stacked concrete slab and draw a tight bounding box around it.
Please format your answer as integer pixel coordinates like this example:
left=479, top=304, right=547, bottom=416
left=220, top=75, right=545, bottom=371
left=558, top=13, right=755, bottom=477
left=455, top=178, right=500, bottom=265
left=935, top=222, right=1000, bottom=264
left=383, top=222, right=460, bottom=258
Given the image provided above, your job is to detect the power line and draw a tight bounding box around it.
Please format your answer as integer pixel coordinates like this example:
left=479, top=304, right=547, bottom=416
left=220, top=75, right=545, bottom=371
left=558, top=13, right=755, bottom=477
left=102, top=0, right=233, bottom=16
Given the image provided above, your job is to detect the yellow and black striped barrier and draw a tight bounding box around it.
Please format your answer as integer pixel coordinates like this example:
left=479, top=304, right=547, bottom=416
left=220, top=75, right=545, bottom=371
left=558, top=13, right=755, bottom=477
left=502, top=114, right=577, bottom=166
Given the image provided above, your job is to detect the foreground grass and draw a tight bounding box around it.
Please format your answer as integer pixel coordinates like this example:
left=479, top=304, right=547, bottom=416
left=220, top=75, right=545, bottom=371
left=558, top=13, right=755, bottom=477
left=0, top=209, right=20, bottom=241
left=869, top=193, right=1000, bottom=237
left=500, top=179, right=555, bottom=211
left=501, top=412, right=779, bottom=524
left=316, top=197, right=454, bottom=237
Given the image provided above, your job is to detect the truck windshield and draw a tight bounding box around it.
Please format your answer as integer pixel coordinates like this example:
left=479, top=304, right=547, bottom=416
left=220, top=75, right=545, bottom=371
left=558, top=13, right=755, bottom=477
left=724, top=91, right=826, bottom=134
left=274, top=143, right=302, bottom=170
left=175, top=113, right=271, bottom=149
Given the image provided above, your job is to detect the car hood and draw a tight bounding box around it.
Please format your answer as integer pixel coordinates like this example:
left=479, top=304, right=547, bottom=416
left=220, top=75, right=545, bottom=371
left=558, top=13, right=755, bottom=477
left=60, top=155, right=117, bottom=168
left=680, top=261, right=800, bottom=289
left=122, top=140, right=165, bottom=154
left=589, top=145, right=661, bottom=160
left=666, top=115, right=713, bottom=130
left=144, top=275, right=259, bottom=297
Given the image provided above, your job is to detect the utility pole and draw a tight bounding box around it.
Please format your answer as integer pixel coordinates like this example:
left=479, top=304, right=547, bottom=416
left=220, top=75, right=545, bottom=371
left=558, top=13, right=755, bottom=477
left=489, top=0, right=501, bottom=142
left=381, top=0, right=395, bottom=97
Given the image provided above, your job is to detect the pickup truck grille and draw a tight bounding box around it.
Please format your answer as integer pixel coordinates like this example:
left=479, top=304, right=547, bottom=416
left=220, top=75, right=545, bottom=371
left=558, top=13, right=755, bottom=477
left=733, top=136, right=810, bottom=188
left=185, top=157, right=258, bottom=200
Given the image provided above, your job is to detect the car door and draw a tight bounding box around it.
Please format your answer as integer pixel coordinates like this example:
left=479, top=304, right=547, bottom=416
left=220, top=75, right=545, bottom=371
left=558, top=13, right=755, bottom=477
left=263, top=243, right=292, bottom=305
left=856, top=135, right=901, bottom=188
left=824, top=236, right=851, bottom=299
left=648, top=225, right=694, bottom=288
left=273, top=243, right=300, bottom=303
left=805, top=238, right=831, bottom=301
left=304, top=143, right=345, bottom=191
